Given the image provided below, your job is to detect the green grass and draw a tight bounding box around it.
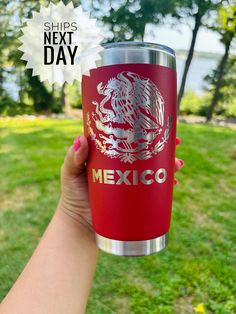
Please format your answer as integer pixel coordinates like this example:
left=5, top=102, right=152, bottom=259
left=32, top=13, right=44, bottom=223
left=0, top=118, right=236, bottom=314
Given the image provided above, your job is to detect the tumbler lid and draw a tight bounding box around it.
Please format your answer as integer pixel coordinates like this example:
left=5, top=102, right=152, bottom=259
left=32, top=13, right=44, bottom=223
left=98, top=41, right=176, bottom=70
left=102, top=41, right=175, bottom=57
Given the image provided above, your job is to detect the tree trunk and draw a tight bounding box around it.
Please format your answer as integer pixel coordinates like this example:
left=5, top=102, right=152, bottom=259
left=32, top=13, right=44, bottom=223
left=19, top=68, right=24, bottom=104
left=0, top=67, right=3, bottom=92
left=61, top=83, right=65, bottom=108
left=61, top=83, right=70, bottom=114
left=206, top=37, right=232, bottom=122
left=177, top=13, right=202, bottom=111
left=140, top=22, right=146, bottom=41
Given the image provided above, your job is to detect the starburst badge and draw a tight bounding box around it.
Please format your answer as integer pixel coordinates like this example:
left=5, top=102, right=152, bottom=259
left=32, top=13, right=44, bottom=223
left=18, top=1, right=104, bottom=85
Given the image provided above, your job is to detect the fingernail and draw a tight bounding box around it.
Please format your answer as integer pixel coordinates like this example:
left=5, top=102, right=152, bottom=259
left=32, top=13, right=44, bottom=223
left=176, top=138, right=181, bottom=145
left=178, top=159, right=184, bottom=167
left=174, top=178, right=178, bottom=185
left=73, top=135, right=81, bottom=151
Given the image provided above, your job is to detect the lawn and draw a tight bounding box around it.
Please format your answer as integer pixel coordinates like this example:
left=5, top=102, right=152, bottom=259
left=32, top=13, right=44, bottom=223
left=0, top=118, right=236, bottom=314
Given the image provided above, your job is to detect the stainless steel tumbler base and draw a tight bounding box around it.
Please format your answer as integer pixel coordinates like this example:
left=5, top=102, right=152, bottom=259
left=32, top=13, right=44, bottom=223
left=95, top=233, right=168, bottom=256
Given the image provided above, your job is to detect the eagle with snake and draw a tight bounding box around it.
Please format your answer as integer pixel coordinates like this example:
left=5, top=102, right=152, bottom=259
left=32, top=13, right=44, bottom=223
left=87, top=71, right=172, bottom=163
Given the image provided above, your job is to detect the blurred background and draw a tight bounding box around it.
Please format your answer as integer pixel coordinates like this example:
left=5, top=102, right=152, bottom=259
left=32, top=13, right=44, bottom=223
left=0, top=0, right=235, bottom=120
left=0, top=1, right=236, bottom=314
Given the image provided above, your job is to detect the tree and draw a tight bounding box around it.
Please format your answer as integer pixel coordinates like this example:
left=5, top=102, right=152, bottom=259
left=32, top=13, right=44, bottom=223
left=177, top=0, right=223, bottom=110
left=0, top=0, right=17, bottom=111
left=92, top=0, right=222, bottom=113
left=206, top=3, right=236, bottom=121
left=0, top=0, right=56, bottom=114
left=91, top=0, right=177, bottom=42
left=25, top=70, right=53, bottom=112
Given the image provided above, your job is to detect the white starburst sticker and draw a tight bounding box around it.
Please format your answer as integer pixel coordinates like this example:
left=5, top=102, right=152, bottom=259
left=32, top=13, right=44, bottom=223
left=18, top=1, right=104, bottom=85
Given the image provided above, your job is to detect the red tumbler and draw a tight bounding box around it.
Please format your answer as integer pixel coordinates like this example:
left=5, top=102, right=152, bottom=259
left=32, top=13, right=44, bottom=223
left=82, top=42, right=177, bottom=256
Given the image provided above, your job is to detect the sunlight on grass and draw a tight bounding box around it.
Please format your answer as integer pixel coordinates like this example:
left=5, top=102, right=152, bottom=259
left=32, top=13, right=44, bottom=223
left=0, top=119, right=236, bottom=313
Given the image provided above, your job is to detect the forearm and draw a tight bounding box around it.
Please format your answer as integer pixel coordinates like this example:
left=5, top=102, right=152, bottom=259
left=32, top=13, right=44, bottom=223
left=0, top=208, right=98, bottom=314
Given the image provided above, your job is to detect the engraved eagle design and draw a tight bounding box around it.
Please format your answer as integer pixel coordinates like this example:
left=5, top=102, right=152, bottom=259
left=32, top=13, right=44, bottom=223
left=87, top=71, right=172, bottom=163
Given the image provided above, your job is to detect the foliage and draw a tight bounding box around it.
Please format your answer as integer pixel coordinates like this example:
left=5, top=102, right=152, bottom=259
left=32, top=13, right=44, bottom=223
left=0, top=0, right=84, bottom=115
left=180, top=91, right=210, bottom=116
left=24, top=70, right=54, bottom=112
left=0, top=119, right=236, bottom=313
left=174, top=0, right=222, bottom=21
left=205, top=2, right=236, bottom=120
left=181, top=86, right=236, bottom=119
left=95, top=0, right=222, bottom=42
left=224, top=98, right=236, bottom=118
left=66, top=82, right=83, bottom=109
left=92, top=0, right=226, bottom=113
left=215, top=2, right=236, bottom=45
left=0, top=90, right=21, bottom=116
left=176, top=0, right=223, bottom=108
left=0, top=0, right=235, bottom=117
left=205, top=56, right=236, bottom=118
left=94, top=0, right=177, bottom=42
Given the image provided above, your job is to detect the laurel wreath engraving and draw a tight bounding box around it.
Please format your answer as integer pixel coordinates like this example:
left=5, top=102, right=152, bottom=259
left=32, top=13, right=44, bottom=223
left=87, top=71, right=172, bottom=164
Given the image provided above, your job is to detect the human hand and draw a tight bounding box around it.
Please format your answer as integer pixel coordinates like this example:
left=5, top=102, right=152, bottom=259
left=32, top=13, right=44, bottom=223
left=174, top=137, right=184, bottom=185
left=58, top=135, right=184, bottom=232
left=58, top=135, right=92, bottom=230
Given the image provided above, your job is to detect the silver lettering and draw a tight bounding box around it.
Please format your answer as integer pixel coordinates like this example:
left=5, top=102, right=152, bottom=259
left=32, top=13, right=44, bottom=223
left=133, top=170, right=138, bottom=185
left=104, top=169, right=115, bottom=184
left=91, top=168, right=167, bottom=185
left=155, top=168, right=167, bottom=183
left=92, top=169, right=102, bottom=183
left=116, top=170, right=131, bottom=185
left=140, top=170, right=154, bottom=185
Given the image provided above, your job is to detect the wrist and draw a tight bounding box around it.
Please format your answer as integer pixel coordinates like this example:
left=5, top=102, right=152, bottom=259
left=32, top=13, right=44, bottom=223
left=55, top=201, right=96, bottom=242
left=57, top=197, right=94, bottom=233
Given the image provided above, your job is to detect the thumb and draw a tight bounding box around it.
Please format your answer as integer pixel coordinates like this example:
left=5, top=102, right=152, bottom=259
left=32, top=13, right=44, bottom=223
left=62, top=135, right=89, bottom=177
